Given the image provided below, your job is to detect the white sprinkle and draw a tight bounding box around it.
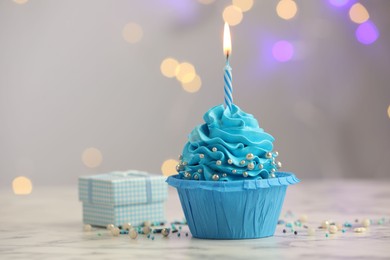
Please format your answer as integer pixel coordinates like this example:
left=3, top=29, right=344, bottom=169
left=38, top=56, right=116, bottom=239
left=362, top=218, right=371, bottom=228
left=307, top=227, right=316, bottom=236
left=354, top=227, right=366, bottom=233
left=299, top=214, right=308, bottom=223
left=329, top=225, right=338, bottom=234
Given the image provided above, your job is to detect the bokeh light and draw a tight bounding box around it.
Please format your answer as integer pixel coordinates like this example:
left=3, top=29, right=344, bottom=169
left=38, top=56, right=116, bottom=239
left=198, top=0, right=215, bottom=4
left=13, top=0, right=28, bottom=4
left=122, top=23, right=143, bottom=44
left=12, top=176, right=33, bottom=195
left=222, top=5, right=243, bottom=26
left=328, top=0, right=350, bottom=7
left=182, top=75, right=202, bottom=93
left=355, top=21, right=379, bottom=45
left=387, top=105, right=390, bottom=119
left=175, top=62, right=196, bottom=83
left=82, top=147, right=103, bottom=168
left=161, top=58, right=179, bottom=78
left=161, top=159, right=179, bottom=176
left=349, top=3, right=369, bottom=24
left=232, top=0, right=254, bottom=12
left=272, top=40, right=294, bottom=62
left=276, top=0, right=298, bottom=20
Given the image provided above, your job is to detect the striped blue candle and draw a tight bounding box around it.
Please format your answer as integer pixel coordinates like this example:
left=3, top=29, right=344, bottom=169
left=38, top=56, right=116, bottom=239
left=224, top=59, right=233, bottom=111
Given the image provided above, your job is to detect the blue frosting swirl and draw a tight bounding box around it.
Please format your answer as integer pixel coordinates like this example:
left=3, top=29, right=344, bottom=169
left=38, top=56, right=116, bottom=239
left=177, top=104, right=281, bottom=181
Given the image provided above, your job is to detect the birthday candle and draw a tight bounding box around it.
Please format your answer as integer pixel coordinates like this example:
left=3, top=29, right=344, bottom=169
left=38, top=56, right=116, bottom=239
left=223, top=22, right=233, bottom=111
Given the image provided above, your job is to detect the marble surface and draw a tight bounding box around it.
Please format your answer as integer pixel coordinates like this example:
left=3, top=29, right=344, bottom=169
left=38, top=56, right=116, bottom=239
left=1, top=179, right=390, bottom=259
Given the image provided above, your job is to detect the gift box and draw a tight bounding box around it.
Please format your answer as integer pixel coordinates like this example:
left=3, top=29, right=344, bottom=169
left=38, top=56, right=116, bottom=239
left=79, top=170, right=168, bottom=227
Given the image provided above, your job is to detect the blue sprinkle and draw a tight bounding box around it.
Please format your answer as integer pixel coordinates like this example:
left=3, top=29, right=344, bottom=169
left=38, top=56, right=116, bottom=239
left=285, top=223, right=293, bottom=228
left=151, top=236, right=155, bottom=240
left=294, top=221, right=302, bottom=227
left=325, top=233, right=329, bottom=238
left=278, top=220, right=285, bottom=225
left=342, top=229, right=346, bottom=233
left=178, top=233, right=181, bottom=237
left=344, top=222, right=352, bottom=228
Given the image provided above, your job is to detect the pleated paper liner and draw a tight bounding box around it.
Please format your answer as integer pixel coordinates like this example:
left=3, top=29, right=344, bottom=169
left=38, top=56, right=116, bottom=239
left=167, top=172, right=299, bottom=239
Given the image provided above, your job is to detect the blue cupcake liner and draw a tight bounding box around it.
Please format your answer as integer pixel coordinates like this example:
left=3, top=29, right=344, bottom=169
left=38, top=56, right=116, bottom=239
left=167, top=172, right=299, bottom=240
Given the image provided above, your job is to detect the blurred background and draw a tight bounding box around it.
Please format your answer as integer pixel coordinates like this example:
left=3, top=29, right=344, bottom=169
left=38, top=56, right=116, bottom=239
left=1, top=0, right=389, bottom=193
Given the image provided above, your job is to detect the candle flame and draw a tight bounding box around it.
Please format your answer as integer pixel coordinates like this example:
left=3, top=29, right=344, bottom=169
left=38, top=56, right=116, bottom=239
left=223, top=22, right=232, bottom=58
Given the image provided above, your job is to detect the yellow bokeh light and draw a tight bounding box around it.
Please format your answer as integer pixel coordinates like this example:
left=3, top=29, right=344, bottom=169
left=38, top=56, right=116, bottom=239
left=122, top=23, right=143, bottom=44
left=175, top=62, right=196, bottom=83
left=198, top=0, right=215, bottom=4
left=12, top=176, right=33, bottom=195
left=276, top=0, right=298, bottom=20
left=349, top=3, right=369, bottom=24
left=161, top=159, right=179, bottom=176
left=222, top=5, right=243, bottom=26
left=182, top=75, right=202, bottom=93
left=160, top=58, right=179, bottom=78
left=82, top=147, right=103, bottom=168
left=232, top=0, right=254, bottom=12
left=13, top=0, right=28, bottom=4
left=387, top=105, right=390, bottom=119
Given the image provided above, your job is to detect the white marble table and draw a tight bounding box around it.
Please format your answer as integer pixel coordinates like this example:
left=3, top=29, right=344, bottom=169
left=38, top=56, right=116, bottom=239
left=1, top=179, right=390, bottom=259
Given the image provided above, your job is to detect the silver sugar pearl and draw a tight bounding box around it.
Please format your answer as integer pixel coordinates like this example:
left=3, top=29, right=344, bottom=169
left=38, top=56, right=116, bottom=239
left=246, top=153, right=254, bottom=160
left=212, top=147, right=217, bottom=152
left=247, top=162, right=255, bottom=170
left=129, top=228, right=138, bottom=239
left=265, top=152, right=272, bottom=159
left=216, top=160, right=222, bottom=165
left=259, top=164, right=263, bottom=170
left=111, top=227, right=120, bottom=236
left=161, top=228, right=170, bottom=237
left=199, top=153, right=205, bottom=159
left=122, top=222, right=132, bottom=230
left=270, top=173, right=276, bottom=178
left=193, top=174, right=199, bottom=180
left=240, top=160, right=246, bottom=165
left=232, top=169, right=237, bottom=174
left=212, top=174, right=220, bottom=181
left=277, top=161, right=282, bottom=168
left=176, top=164, right=183, bottom=172
left=178, top=154, right=183, bottom=160
left=270, top=168, right=276, bottom=173
left=197, top=169, right=203, bottom=173
left=274, top=151, right=279, bottom=156
left=106, top=224, right=115, bottom=230
left=182, top=161, right=188, bottom=166
left=143, top=226, right=151, bottom=235
left=184, top=172, right=191, bottom=179
left=227, top=159, right=233, bottom=164
left=84, top=224, right=92, bottom=232
left=222, top=173, right=227, bottom=177
left=243, top=171, right=249, bottom=177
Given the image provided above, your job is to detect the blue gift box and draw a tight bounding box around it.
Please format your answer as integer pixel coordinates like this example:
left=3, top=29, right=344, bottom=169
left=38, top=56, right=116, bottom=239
left=79, top=170, right=168, bottom=227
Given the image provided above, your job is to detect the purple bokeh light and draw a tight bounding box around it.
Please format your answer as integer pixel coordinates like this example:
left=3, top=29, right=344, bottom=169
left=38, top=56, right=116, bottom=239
left=355, top=20, right=379, bottom=45
left=328, top=0, right=350, bottom=7
left=272, top=41, right=294, bottom=62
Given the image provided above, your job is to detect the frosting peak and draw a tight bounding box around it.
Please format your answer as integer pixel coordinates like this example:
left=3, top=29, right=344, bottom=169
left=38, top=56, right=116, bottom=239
left=177, top=104, right=281, bottom=181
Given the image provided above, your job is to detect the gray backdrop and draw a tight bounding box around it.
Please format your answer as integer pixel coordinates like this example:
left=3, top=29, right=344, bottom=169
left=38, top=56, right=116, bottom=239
left=1, top=0, right=389, bottom=187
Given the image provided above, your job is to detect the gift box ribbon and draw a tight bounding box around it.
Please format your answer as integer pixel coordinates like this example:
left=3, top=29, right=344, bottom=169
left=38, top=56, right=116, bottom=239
left=87, top=170, right=152, bottom=204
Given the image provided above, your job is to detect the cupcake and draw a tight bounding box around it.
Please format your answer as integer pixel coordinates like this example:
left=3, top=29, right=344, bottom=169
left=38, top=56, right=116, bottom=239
left=167, top=104, right=299, bottom=239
